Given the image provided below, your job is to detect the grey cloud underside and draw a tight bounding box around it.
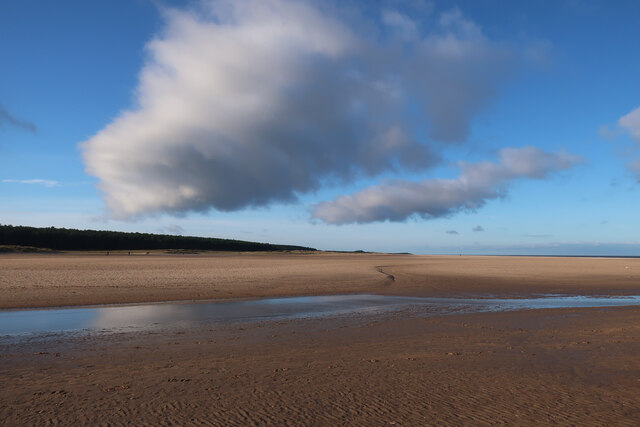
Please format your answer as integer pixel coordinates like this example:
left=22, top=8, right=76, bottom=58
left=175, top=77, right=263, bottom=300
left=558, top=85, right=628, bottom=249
left=81, top=0, right=521, bottom=218
left=311, top=147, right=583, bottom=224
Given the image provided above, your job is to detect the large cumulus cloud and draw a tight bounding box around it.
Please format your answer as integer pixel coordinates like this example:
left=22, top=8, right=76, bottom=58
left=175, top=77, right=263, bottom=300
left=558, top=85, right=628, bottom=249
left=312, top=147, right=583, bottom=224
left=82, top=0, right=521, bottom=218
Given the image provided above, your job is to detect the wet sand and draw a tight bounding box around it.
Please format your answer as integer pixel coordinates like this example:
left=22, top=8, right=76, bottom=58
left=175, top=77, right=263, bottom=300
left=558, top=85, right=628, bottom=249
left=2, top=253, right=640, bottom=425
left=2, top=306, right=640, bottom=425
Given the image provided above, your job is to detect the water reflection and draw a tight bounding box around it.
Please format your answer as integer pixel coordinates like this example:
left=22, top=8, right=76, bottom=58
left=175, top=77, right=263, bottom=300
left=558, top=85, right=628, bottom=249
left=91, top=304, right=182, bottom=330
left=2, top=294, right=640, bottom=336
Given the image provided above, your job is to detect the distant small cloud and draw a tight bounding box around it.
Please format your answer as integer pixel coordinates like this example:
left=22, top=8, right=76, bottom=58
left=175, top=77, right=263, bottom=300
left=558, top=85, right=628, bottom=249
left=446, top=230, right=459, bottom=235
left=161, top=224, right=185, bottom=235
left=2, top=179, right=58, bottom=187
left=600, top=220, right=608, bottom=225
left=598, top=124, right=622, bottom=141
left=0, top=105, right=36, bottom=133
left=472, top=225, right=484, bottom=232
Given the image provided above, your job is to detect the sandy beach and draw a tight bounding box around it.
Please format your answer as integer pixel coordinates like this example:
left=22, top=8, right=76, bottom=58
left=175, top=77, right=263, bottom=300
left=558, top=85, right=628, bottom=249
left=2, top=253, right=640, bottom=425
left=1, top=253, right=639, bottom=309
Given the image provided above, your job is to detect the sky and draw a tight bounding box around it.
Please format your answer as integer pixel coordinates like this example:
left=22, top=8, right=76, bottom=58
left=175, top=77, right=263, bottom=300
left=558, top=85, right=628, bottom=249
left=1, top=0, right=640, bottom=255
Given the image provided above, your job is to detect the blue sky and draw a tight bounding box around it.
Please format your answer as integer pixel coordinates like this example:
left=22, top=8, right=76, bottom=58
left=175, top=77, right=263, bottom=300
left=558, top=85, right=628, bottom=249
left=1, top=0, right=640, bottom=254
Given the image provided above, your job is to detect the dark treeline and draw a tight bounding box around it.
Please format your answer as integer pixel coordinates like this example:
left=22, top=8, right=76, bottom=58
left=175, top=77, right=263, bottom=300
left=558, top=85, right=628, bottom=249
left=0, top=224, right=315, bottom=252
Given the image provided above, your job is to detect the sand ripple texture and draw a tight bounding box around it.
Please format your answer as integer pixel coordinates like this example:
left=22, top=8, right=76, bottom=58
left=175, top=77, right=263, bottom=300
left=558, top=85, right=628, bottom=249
left=2, top=306, right=640, bottom=425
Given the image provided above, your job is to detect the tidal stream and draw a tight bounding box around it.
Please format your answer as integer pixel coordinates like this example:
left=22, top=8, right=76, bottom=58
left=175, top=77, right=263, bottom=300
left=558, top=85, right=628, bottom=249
left=2, top=294, right=640, bottom=337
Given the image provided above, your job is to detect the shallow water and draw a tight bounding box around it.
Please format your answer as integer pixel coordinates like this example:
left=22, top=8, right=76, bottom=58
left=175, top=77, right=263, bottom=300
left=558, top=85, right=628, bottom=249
left=2, top=294, right=640, bottom=337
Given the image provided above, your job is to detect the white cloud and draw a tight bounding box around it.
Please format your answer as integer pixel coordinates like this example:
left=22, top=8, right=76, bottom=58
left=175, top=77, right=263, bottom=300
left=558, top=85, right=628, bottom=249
left=382, top=9, right=419, bottom=40
left=618, top=106, right=640, bottom=142
left=2, top=179, right=58, bottom=187
left=312, top=147, right=583, bottom=224
left=82, top=0, right=524, bottom=219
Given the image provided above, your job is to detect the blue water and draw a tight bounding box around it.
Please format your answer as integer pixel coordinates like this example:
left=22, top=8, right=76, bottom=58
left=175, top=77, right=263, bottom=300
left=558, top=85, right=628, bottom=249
left=2, top=294, right=640, bottom=336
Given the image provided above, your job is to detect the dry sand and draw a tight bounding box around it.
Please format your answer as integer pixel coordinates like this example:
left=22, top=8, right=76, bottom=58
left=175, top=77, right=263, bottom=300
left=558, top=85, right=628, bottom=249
left=2, top=253, right=640, bottom=425
left=1, top=253, right=639, bottom=308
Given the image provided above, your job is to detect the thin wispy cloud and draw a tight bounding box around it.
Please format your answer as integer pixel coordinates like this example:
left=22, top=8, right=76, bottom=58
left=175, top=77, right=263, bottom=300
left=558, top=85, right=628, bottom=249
left=82, top=0, right=532, bottom=219
left=446, top=230, right=459, bottom=235
left=312, top=147, right=583, bottom=224
left=628, top=159, right=640, bottom=178
left=382, top=9, right=419, bottom=41
left=472, top=225, right=484, bottom=232
left=2, top=179, right=59, bottom=187
left=0, top=105, right=36, bottom=133
left=616, top=105, right=640, bottom=181
left=598, top=124, right=621, bottom=141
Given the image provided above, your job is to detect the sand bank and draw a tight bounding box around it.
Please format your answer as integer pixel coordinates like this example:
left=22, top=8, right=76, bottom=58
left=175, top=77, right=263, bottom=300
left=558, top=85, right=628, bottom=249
left=1, top=253, right=639, bottom=308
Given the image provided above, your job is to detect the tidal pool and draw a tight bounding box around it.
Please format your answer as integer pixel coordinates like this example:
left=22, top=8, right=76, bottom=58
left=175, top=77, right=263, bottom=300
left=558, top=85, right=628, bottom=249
left=2, top=294, right=640, bottom=337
